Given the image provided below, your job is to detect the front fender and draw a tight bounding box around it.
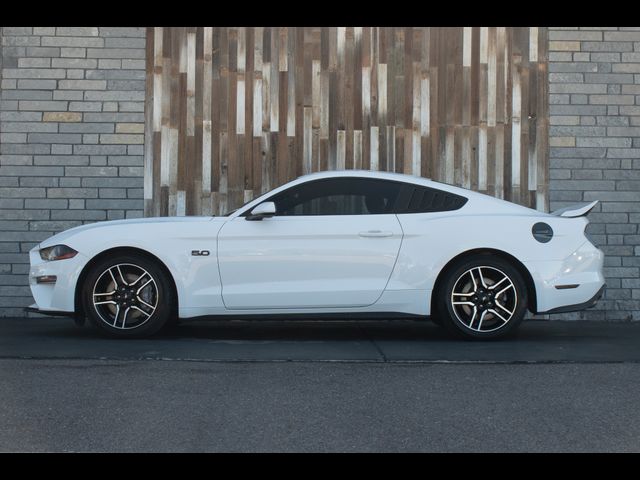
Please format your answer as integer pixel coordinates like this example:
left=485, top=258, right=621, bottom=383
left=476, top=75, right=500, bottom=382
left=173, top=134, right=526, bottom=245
left=57, top=220, right=226, bottom=315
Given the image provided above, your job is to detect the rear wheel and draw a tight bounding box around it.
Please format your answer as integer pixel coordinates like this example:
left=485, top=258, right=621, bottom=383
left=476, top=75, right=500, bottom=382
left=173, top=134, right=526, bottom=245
left=81, top=254, right=176, bottom=338
left=435, top=255, right=528, bottom=340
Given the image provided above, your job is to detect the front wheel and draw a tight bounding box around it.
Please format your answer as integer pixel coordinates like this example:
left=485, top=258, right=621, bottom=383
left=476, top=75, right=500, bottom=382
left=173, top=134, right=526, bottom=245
left=81, top=254, right=176, bottom=338
left=435, top=255, right=528, bottom=340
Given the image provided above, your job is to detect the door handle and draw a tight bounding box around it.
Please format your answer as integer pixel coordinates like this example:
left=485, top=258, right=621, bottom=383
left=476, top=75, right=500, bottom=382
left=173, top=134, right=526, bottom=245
left=359, top=230, right=394, bottom=238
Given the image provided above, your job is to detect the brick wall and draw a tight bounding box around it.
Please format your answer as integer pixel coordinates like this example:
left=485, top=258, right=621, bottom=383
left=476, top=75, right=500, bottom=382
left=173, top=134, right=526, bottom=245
left=0, top=27, right=146, bottom=316
left=549, top=27, right=640, bottom=321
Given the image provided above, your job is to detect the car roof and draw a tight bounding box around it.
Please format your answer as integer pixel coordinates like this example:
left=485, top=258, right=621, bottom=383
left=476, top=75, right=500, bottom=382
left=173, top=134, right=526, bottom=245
left=297, top=169, right=429, bottom=182
left=229, top=169, right=542, bottom=219
left=293, top=170, right=543, bottom=216
left=295, top=169, right=466, bottom=195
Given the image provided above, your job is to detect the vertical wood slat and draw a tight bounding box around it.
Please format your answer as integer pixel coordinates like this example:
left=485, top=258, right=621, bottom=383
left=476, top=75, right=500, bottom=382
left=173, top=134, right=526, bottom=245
left=143, top=27, right=156, bottom=216
left=461, top=27, right=472, bottom=189
left=512, top=52, right=522, bottom=205
left=478, top=27, right=488, bottom=191
left=145, top=27, right=548, bottom=216
left=202, top=27, right=213, bottom=196
left=535, top=27, right=548, bottom=212
left=490, top=28, right=500, bottom=201
left=186, top=30, right=196, bottom=137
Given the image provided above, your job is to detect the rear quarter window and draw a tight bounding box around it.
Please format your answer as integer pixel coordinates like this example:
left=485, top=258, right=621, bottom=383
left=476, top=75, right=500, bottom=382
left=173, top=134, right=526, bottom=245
left=393, top=185, right=468, bottom=214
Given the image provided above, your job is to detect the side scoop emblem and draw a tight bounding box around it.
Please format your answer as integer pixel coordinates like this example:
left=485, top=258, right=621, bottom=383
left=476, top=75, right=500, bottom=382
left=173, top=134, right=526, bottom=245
left=191, top=250, right=210, bottom=256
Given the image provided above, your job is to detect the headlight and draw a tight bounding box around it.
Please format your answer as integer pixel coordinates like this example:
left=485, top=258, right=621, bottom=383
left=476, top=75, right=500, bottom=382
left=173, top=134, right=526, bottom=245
left=39, top=245, right=78, bottom=261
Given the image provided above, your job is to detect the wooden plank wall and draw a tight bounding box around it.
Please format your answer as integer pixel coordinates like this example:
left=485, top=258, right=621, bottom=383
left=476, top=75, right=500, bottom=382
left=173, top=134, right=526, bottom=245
left=143, top=27, right=548, bottom=216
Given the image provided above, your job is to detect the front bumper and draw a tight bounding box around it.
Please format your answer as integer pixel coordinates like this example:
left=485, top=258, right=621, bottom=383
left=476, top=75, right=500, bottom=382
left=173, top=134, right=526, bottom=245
left=24, top=304, right=75, bottom=317
left=28, top=245, right=88, bottom=314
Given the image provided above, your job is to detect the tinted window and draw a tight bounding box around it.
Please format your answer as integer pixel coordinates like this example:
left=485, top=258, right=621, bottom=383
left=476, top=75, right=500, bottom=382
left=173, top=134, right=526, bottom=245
left=268, top=177, right=401, bottom=216
left=394, top=185, right=468, bottom=213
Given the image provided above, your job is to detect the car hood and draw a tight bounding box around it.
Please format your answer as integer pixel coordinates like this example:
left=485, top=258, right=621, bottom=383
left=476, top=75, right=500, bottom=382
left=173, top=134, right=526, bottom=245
left=39, top=216, right=222, bottom=248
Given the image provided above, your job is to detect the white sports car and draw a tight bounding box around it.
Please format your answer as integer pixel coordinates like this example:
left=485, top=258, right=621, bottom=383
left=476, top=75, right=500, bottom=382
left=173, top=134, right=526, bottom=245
left=27, top=170, right=605, bottom=339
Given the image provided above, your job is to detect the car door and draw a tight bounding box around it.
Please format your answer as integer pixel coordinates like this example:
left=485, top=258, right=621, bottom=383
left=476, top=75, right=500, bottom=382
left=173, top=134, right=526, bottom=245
left=217, top=177, right=404, bottom=309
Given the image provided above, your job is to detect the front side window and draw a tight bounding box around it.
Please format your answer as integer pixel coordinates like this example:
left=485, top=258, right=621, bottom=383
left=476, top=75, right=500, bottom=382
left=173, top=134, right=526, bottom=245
left=268, top=177, right=401, bottom=216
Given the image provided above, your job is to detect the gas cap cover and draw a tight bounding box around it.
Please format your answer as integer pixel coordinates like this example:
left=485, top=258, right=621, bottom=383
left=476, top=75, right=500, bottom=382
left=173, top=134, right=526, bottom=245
left=532, top=222, right=553, bottom=243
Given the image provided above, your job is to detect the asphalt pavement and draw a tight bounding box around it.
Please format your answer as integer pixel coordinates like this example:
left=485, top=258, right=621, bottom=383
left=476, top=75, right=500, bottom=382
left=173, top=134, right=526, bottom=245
left=1, top=317, right=640, bottom=452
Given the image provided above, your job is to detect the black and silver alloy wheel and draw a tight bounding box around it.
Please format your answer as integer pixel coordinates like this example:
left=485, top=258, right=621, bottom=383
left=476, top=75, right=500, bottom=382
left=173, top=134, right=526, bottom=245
left=82, top=253, right=176, bottom=338
left=92, top=263, right=159, bottom=330
left=450, top=266, right=517, bottom=333
left=435, top=255, right=528, bottom=339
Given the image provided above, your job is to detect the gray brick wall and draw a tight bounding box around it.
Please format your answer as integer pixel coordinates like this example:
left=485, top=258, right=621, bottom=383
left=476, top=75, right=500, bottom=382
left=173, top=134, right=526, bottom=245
left=549, top=27, right=640, bottom=321
left=0, top=27, right=146, bottom=317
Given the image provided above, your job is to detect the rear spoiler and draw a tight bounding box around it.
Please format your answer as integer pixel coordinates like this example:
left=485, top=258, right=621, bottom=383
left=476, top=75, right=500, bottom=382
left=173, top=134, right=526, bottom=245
left=551, top=200, right=598, bottom=218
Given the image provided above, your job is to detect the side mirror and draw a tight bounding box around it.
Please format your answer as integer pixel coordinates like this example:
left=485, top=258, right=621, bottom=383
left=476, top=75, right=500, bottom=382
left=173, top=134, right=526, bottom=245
left=246, top=201, right=276, bottom=221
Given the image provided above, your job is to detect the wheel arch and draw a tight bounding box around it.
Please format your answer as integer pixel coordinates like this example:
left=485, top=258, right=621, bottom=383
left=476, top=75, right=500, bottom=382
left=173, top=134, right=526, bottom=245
left=74, top=246, right=179, bottom=320
left=431, top=248, right=537, bottom=314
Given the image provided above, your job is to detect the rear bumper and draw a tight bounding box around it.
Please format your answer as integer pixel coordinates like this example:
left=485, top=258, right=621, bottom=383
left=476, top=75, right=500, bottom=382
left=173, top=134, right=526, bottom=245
left=538, top=284, right=605, bottom=314
left=524, top=240, right=605, bottom=314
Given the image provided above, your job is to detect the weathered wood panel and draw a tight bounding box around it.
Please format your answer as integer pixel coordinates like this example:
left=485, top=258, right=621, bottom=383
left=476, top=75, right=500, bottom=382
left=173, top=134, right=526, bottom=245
left=144, top=27, right=548, bottom=216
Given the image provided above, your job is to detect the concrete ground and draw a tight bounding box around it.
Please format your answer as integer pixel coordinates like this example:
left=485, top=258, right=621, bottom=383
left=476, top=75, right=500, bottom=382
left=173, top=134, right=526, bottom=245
left=1, top=317, right=640, bottom=452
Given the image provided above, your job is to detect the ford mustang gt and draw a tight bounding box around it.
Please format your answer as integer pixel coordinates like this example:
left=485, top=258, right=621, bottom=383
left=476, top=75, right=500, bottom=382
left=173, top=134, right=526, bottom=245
left=27, top=170, right=605, bottom=339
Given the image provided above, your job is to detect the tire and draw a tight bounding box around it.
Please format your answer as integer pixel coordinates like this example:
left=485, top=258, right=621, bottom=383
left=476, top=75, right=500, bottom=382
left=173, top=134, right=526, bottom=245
left=434, top=254, right=528, bottom=340
left=81, top=253, right=176, bottom=338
